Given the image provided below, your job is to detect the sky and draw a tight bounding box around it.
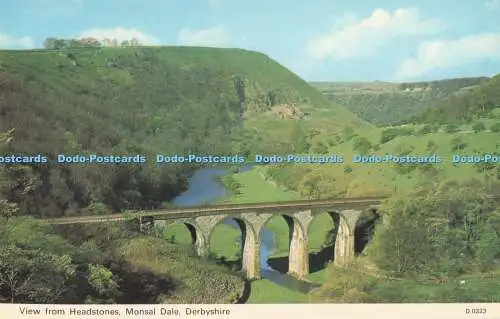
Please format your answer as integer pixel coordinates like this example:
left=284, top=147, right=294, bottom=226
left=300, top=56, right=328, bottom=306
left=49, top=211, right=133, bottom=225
left=1, top=0, right=500, bottom=82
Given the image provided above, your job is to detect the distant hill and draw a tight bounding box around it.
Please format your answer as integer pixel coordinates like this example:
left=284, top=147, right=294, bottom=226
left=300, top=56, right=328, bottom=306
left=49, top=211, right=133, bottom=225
left=0, top=46, right=365, bottom=218
left=411, top=74, right=500, bottom=124
left=311, top=77, right=490, bottom=126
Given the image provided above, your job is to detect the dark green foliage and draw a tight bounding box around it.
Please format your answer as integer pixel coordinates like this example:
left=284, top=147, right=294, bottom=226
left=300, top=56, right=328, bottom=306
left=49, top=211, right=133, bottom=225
left=472, top=123, right=486, bottom=133
left=220, top=175, right=242, bottom=195
left=380, top=127, right=414, bottom=144
left=325, top=91, right=449, bottom=125
left=0, top=46, right=339, bottom=217
left=342, top=126, right=356, bottom=141
left=451, top=137, right=467, bottom=151
left=418, top=124, right=438, bottom=135
left=352, top=136, right=372, bottom=155
left=474, top=162, right=496, bottom=173
left=313, top=142, right=329, bottom=154
left=367, top=180, right=500, bottom=278
left=0, top=217, right=76, bottom=303
left=490, top=122, right=500, bottom=132
left=398, top=77, right=489, bottom=92
left=289, top=125, right=311, bottom=153
left=445, top=124, right=460, bottom=133
left=426, top=140, right=438, bottom=152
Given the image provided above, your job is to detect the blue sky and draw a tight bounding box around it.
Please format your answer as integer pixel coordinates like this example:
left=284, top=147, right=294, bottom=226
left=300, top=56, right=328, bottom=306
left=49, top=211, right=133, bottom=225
left=2, top=0, right=500, bottom=81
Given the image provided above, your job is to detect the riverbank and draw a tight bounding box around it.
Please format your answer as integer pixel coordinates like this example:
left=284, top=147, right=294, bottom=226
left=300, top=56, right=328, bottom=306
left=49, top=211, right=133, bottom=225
left=163, top=166, right=334, bottom=302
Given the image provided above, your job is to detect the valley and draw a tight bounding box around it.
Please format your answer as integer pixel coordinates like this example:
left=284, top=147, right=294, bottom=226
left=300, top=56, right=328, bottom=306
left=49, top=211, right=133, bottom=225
left=1, top=44, right=500, bottom=304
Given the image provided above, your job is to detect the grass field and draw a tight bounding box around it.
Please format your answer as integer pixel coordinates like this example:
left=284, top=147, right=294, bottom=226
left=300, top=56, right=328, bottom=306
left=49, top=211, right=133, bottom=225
left=263, top=120, right=500, bottom=199
left=246, top=279, right=310, bottom=303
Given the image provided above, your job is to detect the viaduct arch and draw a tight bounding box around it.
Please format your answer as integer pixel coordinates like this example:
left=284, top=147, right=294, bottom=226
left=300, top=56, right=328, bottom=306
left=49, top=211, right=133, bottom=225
left=148, top=208, right=374, bottom=280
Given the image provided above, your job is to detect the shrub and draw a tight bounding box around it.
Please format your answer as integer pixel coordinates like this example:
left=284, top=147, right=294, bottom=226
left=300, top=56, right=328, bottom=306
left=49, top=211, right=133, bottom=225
left=344, top=166, right=353, bottom=174
left=352, top=136, right=372, bottom=154
left=418, top=125, right=434, bottom=135
left=472, top=122, right=486, bottom=133
left=490, top=123, right=500, bottom=133
left=426, top=140, right=437, bottom=152
left=451, top=137, right=467, bottom=151
left=380, top=127, right=414, bottom=144
left=444, top=124, right=459, bottom=133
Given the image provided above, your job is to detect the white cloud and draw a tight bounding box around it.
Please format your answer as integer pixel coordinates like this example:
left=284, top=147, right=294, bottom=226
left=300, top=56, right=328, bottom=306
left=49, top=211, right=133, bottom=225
left=77, top=27, right=160, bottom=44
left=485, top=0, right=500, bottom=9
left=177, top=26, right=229, bottom=47
left=396, top=33, right=500, bottom=78
left=308, top=7, right=443, bottom=60
left=0, top=33, right=35, bottom=49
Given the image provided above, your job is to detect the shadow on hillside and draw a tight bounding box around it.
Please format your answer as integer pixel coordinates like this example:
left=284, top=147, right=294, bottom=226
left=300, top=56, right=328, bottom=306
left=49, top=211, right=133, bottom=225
left=113, top=264, right=179, bottom=303
left=236, top=280, right=252, bottom=304
left=210, top=255, right=242, bottom=270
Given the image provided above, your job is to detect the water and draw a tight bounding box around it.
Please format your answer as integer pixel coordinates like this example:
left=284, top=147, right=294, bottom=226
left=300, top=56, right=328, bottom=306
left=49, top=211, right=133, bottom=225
left=170, top=166, right=319, bottom=294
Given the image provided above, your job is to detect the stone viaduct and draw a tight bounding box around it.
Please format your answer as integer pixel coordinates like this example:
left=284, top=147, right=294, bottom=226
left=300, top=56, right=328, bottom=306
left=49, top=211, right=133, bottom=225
left=140, top=198, right=383, bottom=280
left=48, top=197, right=384, bottom=280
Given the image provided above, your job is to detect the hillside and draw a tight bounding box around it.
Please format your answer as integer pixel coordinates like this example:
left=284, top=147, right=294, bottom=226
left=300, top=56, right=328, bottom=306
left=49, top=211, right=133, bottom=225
left=411, top=74, right=500, bottom=124
left=311, top=77, right=489, bottom=125
left=0, top=46, right=365, bottom=218
left=263, top=76, right=500, bottom=199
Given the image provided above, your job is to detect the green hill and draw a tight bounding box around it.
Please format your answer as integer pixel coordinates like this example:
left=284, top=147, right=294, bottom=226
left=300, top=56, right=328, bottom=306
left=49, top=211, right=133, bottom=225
left=0, top=46, right=365, bottom=218
left=262, top=76, right=500, bottom=199
left=311, top=77, right=490, bottom=126
left=412, top=74, right=500, bottom=124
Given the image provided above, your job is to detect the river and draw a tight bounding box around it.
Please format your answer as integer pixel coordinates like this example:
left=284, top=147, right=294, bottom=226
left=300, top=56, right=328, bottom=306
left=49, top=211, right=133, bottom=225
left=170, top=167, right=319, bottom=294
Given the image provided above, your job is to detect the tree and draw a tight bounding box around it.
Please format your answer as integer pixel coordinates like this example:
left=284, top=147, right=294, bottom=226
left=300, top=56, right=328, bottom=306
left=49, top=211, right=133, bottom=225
left=490, top=122, right=500, bottom=133
left=84, top=202, right=109, bottom=215
left=445, top=124, right=459, bottom=133
left=0, top=200, right=19, bottom=220
left=43, top=37, right=58, bottom=49
left=0, top=245, right=75, bottom=303
left=79, top=37, right=101, bottom=48
left=86, top=264, right=120, bottom=303
left=418, top=125, right=434, bottom=135
left=367, top=181, right=498, bottom=278
left=475, top=227, right=500, bottom=271
left=43, top=37, right=68, bottom=49
left=426, top=140, right=438, bottom=152
left=130, top=38, right=142, bottom=46
left=43, top=37, right=102, bottom=49
left=472, top=122, right=486, bottom=133
left=352, top=136, right=372, bottom=155
left=313, top=142, right=328, bottom=154
left=289, top=125, right=310, bottom=153
left=451, top=137, right=467, bottom=151
left=298, top=172, right=322, bottom=199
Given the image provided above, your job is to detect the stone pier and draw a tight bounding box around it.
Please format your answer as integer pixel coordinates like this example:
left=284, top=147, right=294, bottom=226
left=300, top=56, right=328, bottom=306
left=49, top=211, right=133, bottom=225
left=334, top=210, right=363, bottom=266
